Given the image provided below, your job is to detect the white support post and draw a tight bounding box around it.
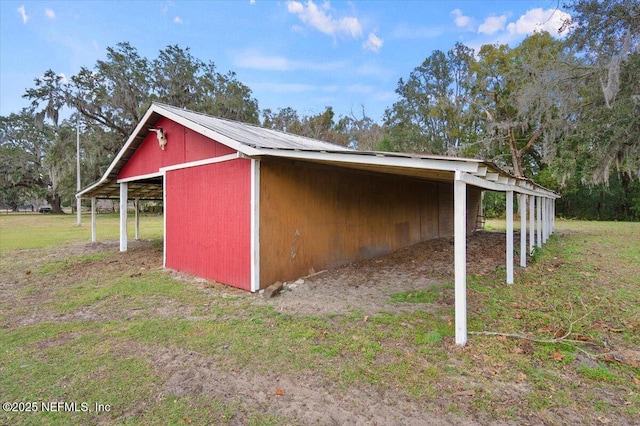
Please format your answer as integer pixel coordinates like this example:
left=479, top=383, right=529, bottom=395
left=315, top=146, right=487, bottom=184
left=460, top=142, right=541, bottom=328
left=506, top=191, right=514, bottom=284
left=454, top=171, right=467, bottom=346
left=162, top=173, right=167, bottom=268
left=529, top=194, right=535, bottom=255
left=119, top=182, right=128, bottom=252
left=91, top=197, right=97, bottom=243
left=134, top=198, right=140, bottom=240
left=520, top=194, right=527, bottom=268
left=542, top=198, right=548, bottom=243
left=552, top=200, right=555, bottom=231
left=536, top=196, right=542, bottom=248
left=250, top=159, right=261, bottom=292
left=546, top=198, right=551, bottom=240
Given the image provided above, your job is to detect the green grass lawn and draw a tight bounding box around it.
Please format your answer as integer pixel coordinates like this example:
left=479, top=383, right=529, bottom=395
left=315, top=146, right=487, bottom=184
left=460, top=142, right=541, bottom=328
left=0, top=214, right=638, bottom=425
left=0, top=213, right=163, bottom=250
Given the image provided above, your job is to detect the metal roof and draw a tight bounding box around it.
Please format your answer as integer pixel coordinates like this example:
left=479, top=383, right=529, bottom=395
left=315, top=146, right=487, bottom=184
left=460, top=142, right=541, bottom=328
left=77, top=103, right=559, bottom=200
left=158, top=103, right=353, bottom=152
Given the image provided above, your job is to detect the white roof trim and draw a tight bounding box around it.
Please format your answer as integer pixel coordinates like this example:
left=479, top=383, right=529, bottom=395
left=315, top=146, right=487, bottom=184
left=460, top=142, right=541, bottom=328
left=117, top=171, right=163, bottom=183
left=77, top=103, right=560, bottom=200
left=249, top=149, right=481, bottom=173
left=156, top=106, right=264, bottom=157
left=458, top=172, right=559, bottom=198
left=160, top=153, right=241, bottom=173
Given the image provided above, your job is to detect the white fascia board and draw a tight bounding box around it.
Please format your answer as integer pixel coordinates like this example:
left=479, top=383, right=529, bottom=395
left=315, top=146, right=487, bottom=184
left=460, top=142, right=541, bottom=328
left=251, top=149, right=480, bottom=173
left=155, top=106, right=263, bottom=157
left=474, top=166, right=488, bottom=177
left=77, top=180, right=105, bottom=199
left=486, top=172, right=500, bottom=181
left=459, top=172, right=540, bottom=196
left=78, top=106, right=162, bottom=199
left=464, top=172, right=559, bottom=198
left=117, top=171, right=163, bottom=183
left=159, top=153, right=240, bottom=173
left=101, top=106, right=160, bottom=183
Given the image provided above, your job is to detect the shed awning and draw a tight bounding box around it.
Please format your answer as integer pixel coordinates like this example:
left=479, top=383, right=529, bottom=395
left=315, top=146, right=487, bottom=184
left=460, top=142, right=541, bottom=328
left=77, top=103, right=558, bottom=200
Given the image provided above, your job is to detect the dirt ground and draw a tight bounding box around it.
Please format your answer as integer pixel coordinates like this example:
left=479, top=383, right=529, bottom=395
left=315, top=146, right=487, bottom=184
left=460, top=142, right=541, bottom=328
left=265, top=231, right=516, bottom=317
left=3, top=231, right=601, bottom=426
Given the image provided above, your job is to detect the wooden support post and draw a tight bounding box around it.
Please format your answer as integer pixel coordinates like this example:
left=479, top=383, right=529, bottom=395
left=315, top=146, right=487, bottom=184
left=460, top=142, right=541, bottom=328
left=520, top=194, right=527, bottom=268
left=506, top=191, right=514, bottom=284
left=536, top=196, right=542, bottom=248
left=119, top=182, right=128, bottom=252
left=134, top=198, right=140, bottom=240
left=529, top=194, right=535, bottom=255
left=91, top=197, right=97, bottom=243
left=454, top=171, right=467, bottom=346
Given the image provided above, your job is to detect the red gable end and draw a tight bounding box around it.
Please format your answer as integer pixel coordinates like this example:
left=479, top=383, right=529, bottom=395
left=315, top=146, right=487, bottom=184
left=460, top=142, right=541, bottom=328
left=118, top=117, right=236, bottom=180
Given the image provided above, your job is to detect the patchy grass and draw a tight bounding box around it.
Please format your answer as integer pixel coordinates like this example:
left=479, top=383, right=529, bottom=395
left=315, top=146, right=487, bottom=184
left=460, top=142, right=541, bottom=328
left=0, top=214, right=639, bottom=424
left=388, top=285, right=452, bottom=304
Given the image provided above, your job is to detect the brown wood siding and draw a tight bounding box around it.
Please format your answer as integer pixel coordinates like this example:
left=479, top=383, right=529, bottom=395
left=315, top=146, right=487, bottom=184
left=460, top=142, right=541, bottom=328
left=259, top=159, right=481, bottom=287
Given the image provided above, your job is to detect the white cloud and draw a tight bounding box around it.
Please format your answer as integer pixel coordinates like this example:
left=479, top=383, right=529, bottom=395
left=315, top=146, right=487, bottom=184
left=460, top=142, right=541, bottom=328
left=363, top=32, right=383, bottom=53
left=507, top=8, right=571, bottom=36
left=174, top=16, right=183, bottom=24
left=45, top=8, right=55, bottom=19
left=478, top=15, right=507, bottom=35
left=234, top=52, right=345, bottom=72
left=451, top=8, right=471, bottom=29
left=17, top=5, right=29, bottom=24
left=287, top=0, right=362, bottom=38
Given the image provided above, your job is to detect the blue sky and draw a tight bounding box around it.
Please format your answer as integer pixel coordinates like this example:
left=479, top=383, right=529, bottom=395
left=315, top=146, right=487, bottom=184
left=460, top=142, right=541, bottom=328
left=0, top=1, right=570, bottom=123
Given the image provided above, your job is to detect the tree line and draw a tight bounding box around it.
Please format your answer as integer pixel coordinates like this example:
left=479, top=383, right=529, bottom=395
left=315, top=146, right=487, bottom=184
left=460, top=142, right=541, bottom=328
left=1, top=0, right=638, bottom=220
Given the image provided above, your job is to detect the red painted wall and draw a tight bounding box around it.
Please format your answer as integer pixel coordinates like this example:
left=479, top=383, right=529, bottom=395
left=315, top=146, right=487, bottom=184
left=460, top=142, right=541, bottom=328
left=118, top=117, right=235, bottom=180
left=165, top=159, right=252, bottom=290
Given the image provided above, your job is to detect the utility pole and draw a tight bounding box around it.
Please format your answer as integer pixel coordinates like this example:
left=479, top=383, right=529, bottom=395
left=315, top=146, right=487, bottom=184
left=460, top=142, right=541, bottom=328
left=76, top=119, right=81, bottom=226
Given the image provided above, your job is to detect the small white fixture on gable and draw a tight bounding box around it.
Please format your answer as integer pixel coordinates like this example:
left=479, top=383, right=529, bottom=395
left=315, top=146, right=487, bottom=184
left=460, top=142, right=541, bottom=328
left=149, top=128, right=167, bottom=150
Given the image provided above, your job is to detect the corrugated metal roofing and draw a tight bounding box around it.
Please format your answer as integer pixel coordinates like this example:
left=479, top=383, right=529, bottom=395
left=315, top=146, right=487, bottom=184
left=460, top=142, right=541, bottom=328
left=77, top=103, right=559, bottom=200
left=158, top=103, right=353, bottom=152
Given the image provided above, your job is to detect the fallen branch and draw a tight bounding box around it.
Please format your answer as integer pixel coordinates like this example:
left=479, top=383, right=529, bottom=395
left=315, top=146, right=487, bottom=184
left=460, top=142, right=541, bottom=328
left=468, top=330, right=618, bottom=360
left=470, top=297, right=610, bottom=359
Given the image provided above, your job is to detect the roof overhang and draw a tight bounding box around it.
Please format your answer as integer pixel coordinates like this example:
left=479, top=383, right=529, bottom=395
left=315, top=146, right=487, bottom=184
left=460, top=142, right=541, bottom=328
left=77, top=103, right=559, bottom=200
left=243, top=148, right=560, bottom=199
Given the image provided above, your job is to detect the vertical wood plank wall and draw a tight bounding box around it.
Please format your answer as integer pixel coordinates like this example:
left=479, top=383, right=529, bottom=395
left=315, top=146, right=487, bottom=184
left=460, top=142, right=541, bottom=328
left=165, top=159, right=252, bottom=290
left=259, top=160, right=481, bottom=287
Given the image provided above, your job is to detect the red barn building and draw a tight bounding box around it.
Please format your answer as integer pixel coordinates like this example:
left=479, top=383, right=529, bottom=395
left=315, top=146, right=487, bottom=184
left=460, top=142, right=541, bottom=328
left=78, top=103, right=558, bottom=345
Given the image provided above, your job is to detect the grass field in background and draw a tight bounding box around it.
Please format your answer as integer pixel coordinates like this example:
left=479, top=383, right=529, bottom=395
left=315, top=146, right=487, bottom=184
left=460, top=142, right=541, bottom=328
left=0, top=213, right=163, bottom=250
left=0, top=214, right=638, bottom=424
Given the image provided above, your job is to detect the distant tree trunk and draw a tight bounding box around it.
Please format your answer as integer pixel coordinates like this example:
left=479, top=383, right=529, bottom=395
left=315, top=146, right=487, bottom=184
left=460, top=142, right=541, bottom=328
left=46, top=194, right=63, bottom=214
left=507, top=127, right=524, bottom=177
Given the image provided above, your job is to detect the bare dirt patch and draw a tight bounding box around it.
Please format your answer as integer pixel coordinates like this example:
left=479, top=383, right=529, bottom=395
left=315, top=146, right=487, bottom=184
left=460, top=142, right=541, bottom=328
left=266, top=231, right=516, bottom=316
left=117, top=341, right=470, bottom=426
